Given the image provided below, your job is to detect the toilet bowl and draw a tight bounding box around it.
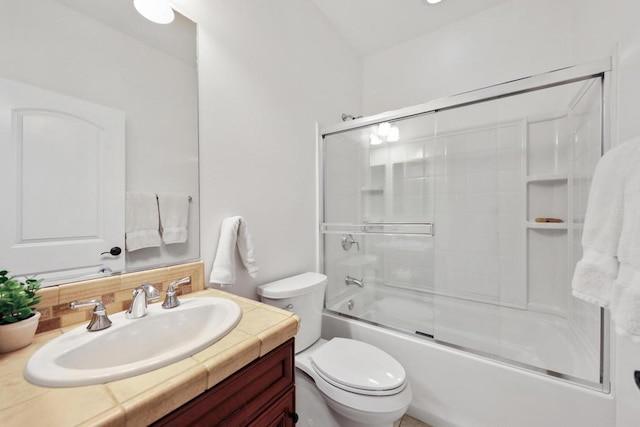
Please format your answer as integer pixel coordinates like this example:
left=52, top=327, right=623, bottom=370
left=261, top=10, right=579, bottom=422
left=258, top=273, right=412, bottom=427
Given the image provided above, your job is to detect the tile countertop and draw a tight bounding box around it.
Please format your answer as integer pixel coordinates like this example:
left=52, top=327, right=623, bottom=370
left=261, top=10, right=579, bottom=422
left=0, top=288, right=299, bottom=427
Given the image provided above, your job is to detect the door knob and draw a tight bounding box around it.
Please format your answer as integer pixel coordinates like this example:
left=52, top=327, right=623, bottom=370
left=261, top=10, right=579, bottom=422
left=100, top=246, right=122, bottom=256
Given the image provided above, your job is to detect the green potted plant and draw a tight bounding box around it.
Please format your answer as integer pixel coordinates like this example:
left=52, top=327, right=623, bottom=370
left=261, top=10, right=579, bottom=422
left=0, top=270, right=42, bottom=353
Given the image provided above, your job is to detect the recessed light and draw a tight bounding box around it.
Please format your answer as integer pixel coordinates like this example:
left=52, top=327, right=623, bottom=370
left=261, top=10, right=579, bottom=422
left=424, top=0, right=443, bottom=5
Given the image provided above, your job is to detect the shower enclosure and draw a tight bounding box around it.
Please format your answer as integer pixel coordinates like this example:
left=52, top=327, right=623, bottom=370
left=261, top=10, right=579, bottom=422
left=320, top=61, right=610, bottom=390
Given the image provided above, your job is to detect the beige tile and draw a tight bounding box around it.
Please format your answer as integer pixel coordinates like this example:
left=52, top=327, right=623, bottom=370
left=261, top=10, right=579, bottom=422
left=36, top=285, right=59, bottom=309
left=230, top=296, right=262, bottom=313
left=108, top=357, right=205, bottom=404
left=200, top=336, right=262, bottom=389
left=119, top=268, right=168, bottom=292
left=59, top=310, right=88, bottom=328
left=115, top=288, right=135, bottom=303
left=0, top=329, right=61, bottom=374
left=257, top=315, right=299, bottom=356
left=188, top=288, right=234, bottom=299
left=119, top=363, right=207, bottom=427
left=168, top=261, right=204, bottom=291
left=0, top=369, right=49, bottom=411
left=76, top=406, right=126, bottom=427
left=58, top=276, right=123, bottom=304
left=191, top=328, right=256, bottom=364
left=0, top=384, right=116, bottom=427
left=235, top=306, right=292, bottom=336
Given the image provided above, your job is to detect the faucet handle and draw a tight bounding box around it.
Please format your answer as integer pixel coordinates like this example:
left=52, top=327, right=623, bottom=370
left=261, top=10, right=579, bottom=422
left=70, top=299, right=112, bottom=332
left=162, top=276, right=191, bottom=309
left=139, top=282, right=160, bottom=302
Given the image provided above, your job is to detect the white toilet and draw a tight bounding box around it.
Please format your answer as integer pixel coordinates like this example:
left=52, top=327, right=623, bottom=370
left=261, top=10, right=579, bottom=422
left=258, top=272, right=412, bottom=427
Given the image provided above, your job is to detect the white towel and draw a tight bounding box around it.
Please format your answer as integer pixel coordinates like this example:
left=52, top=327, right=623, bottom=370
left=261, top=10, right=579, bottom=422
left=209, top=216, right=259, bottom=285
left=571, top=138, right=640, bottom=340
left=157, top=193, right=190, bottom=244
left=125, top=192, right=161, bottom=252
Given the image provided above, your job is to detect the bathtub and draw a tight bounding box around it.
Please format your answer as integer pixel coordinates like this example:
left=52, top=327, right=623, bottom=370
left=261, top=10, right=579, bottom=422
left=322, top=288, right=614, bottom=427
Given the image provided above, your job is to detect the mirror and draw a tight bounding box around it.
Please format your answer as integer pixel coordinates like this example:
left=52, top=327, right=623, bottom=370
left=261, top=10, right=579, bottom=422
left=0, top=0, right=199, bottom=286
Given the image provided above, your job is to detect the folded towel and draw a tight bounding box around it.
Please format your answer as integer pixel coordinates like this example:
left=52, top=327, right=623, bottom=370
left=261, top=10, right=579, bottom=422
left=571, top=138, right=640, bottom=340
left=209, top=216, right=258, bottom=285
left=125, top=192, right=161, bottom=252
left=157, top=193, right=190, bottom=244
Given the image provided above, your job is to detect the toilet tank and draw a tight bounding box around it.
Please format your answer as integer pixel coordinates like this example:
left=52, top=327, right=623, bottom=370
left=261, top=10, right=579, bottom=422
left=257, top=272, right=327, bottom=353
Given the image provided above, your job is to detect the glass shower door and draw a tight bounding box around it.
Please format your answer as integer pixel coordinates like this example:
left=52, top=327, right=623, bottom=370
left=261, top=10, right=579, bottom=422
left=322, top=113, right=436, bottom=337
left=431, top=77, right=604, bottom=385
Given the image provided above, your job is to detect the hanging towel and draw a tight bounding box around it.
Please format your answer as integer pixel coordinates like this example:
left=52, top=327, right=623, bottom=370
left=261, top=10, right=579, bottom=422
left=157, top=193, right=190, bottom=244
left=571, top=138, right=640, bottom=340
left=209, top=216, right=258, bottom=285
left=125, top=192, right=161, bottom=252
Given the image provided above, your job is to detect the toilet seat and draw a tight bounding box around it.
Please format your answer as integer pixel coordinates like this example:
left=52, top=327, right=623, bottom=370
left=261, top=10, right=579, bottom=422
left=296, top=338, right=413, bottom=422
left=310, top=338, right=407, bottom=396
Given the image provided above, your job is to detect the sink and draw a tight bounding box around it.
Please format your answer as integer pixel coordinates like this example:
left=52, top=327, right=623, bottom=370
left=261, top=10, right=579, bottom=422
left=24, top=297, right=242, bottom=387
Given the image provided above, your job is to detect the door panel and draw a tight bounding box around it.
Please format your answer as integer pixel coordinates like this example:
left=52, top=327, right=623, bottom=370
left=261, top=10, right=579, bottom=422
left=0, top=78, right=125, bottom=281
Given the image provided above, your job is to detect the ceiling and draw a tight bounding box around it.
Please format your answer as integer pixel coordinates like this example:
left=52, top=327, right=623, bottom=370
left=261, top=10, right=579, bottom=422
left=310, top=0, right=509, bottom=56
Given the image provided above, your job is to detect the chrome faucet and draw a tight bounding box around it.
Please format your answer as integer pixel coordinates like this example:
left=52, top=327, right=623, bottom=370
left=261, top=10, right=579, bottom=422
left=162, top=276, right=191, bottom=309
left=345, top=275, right=364, bottom=288
left=69, top=299, right=112, bottom=331
left=126, top=283, right=160, bottom=319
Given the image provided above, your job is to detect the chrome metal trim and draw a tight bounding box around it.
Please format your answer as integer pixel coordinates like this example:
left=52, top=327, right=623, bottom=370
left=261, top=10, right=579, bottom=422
left=316, top=122, right=325, bottom=273
left=321, top=58, right=611, bottom=136
left=323, top=309, right=607, bottom=392
left=601, top=307, right=611, bottom=393
left=322, top=222, right=433, bottom=236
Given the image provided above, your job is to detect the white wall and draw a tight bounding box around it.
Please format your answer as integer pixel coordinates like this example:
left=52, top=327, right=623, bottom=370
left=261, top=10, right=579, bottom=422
left=361, top=0, right=640, bottom=425
left=171, top=0, right=362, bottom=299
left=362, top=0, right=574, bottom=115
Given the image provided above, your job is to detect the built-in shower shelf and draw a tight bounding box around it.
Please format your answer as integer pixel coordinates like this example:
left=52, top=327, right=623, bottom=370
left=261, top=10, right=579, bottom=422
left=525, top=221, right=568, bottom=230
left=526, top=174, right=568, bottom=183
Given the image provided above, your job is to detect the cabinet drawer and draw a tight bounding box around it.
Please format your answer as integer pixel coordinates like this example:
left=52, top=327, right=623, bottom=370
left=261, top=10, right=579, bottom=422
left=152, top=338, right=294, bottom=426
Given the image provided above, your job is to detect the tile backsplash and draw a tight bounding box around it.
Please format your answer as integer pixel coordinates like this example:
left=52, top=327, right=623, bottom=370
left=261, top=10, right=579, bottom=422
left=34, top=261, right=205, bottom=334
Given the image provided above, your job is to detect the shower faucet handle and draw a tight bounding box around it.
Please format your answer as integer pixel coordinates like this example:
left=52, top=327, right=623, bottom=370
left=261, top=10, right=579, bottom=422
left=341, top=234, right=360, bottom=251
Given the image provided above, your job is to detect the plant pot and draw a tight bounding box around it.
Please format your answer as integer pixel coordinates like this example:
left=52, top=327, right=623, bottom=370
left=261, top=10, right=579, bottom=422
left=0, top=311, right=41, bottom=353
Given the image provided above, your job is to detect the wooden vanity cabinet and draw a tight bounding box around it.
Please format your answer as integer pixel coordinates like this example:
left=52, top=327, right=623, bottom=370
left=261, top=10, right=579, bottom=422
left=152, top=339, right=296, bottom=427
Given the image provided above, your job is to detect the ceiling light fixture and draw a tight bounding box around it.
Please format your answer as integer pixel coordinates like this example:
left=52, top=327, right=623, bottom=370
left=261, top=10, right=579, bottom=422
left=370, top=123, right=400, bottom=145
left=424, top=0, right=443, bottom=4
left=134, top=0, right=175, bottom=24
left=377, top=122, right=391, bottom=137
left=370, top=134, right=384, bottom=146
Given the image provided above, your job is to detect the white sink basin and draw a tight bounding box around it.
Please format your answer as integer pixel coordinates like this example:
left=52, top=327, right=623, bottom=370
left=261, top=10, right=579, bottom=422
left=24, top=297, right=241, bottom=387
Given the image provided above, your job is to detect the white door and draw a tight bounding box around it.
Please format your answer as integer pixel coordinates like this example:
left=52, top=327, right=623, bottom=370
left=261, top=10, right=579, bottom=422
left=0, top=78, right=125, bottom=283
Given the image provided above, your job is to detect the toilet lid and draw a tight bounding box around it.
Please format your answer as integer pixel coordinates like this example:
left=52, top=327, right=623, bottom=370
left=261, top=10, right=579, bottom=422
left=310, top=338, right=406, bottom=394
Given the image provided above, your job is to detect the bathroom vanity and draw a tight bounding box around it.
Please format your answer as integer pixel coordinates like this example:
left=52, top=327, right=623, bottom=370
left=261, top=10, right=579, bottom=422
left=0, top=262, right=299, bottom=426
left=153, top=339, right=295, bottom=426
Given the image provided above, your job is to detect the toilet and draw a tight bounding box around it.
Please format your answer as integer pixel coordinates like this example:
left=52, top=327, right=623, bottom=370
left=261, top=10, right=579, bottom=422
left=258, top=272, right=412, bottom=427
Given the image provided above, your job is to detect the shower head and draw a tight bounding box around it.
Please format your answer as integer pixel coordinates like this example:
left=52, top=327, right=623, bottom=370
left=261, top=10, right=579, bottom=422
left=341, top=113, right=362, bottom=121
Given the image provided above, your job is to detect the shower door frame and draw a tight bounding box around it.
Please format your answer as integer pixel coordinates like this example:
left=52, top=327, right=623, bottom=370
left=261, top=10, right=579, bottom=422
left=317, top=58, right=613, bottom=392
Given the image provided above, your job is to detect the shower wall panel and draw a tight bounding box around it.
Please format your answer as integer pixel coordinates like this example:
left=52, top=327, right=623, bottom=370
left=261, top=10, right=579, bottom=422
left=433, top=103, right=525, bottom=307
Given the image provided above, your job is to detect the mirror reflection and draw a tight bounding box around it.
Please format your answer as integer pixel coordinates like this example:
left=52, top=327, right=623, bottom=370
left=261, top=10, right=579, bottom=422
left=0, top=0, right=199, bottom=286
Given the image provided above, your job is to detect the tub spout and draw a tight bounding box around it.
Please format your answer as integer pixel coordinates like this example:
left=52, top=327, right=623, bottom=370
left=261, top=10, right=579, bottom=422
left=345, top=275, right=364, bottom=288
